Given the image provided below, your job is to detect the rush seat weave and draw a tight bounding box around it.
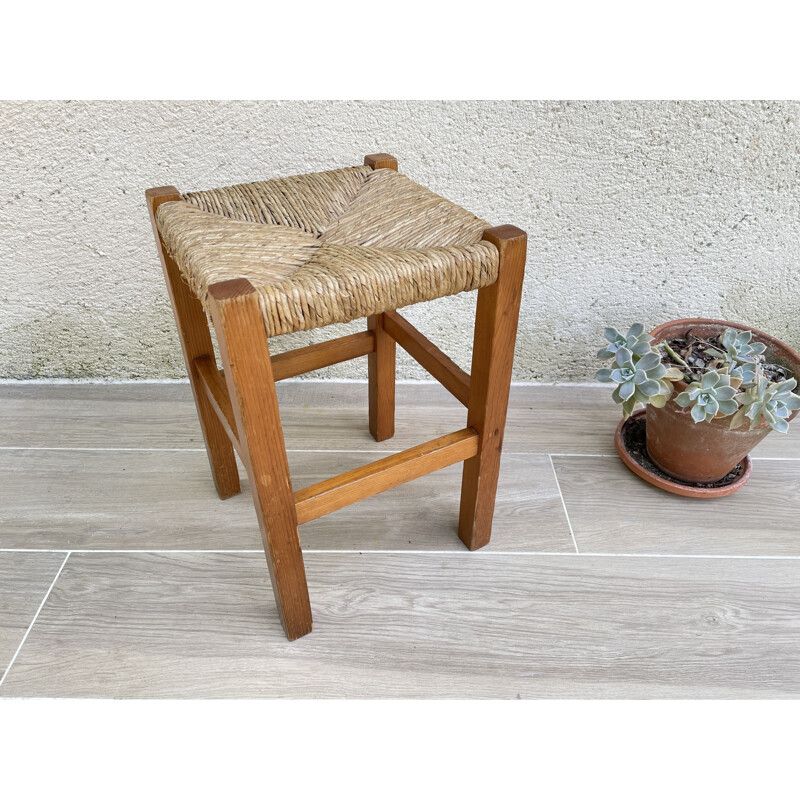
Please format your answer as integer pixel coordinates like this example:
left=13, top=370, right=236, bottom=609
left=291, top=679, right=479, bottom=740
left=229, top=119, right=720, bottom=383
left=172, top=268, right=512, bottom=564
left=155, top=166, right=500, bottom=337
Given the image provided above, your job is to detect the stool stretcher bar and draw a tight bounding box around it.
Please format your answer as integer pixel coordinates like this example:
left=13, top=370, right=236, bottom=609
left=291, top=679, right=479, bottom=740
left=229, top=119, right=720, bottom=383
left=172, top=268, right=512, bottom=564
left=194, top=355, right=241, bottom=452
left=294, top=427, right=479, bottom=524
left=382, top=310, right=471, bottom=406
left=195, top=327, right=378, bottom=452
left=195, top=311, right=468, bottom=446
left=271, top=330, right=376, bottom=381
left=194, top=347, right=479, bottom=525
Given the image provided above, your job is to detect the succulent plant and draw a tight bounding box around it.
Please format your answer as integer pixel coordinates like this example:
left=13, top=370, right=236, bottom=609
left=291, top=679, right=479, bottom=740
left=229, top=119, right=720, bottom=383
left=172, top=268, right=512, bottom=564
left=721, top=328, right=766, bottom=365
left=674, top=370, right=739, bottom=423
left=597, top=322, right=798, bottom=436
left=597, top=348, right=675, bottom=418
left=730, top=376, right=800, bottom=434
left=597, top=323, right=653, bottom=360
left=724, top=360, right=759, bottom=387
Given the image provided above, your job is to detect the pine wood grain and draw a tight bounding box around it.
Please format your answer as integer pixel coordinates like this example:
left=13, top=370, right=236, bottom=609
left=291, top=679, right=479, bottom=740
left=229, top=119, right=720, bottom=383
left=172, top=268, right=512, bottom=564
left=383, top=310, right=470, bottom=406
left=3, top=551, right=798, bottom=698
left=145, top=187, right=241, bottom=500
left=364, top=153, right=399, bottom=171
left=295, top=428, right=478, bottom=524
left=271, top=331, right=375, bottom=381
left=364, top=153, right=398, bottom=443
left=207, top=278, right=312, bottom=640
left=194, top=356, right=240, bottom=451
left=367, top=313, right=396, bottom=442
left=460, top=225, right=527, bottom=550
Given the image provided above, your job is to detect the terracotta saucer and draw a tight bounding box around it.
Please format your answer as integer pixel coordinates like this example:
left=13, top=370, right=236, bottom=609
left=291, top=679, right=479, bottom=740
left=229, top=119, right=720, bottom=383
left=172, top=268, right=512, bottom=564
left=614, top=410, right=752, bottom=498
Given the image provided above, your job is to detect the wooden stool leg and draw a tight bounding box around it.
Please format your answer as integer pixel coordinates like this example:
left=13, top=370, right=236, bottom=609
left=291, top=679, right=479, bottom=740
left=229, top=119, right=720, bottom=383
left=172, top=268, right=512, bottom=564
left=364, top=153, right=399, bottom=442
left=367, top=313, right=396, bottom=442
left=459, top=226, right=527, bottom=551
left=146, top=187, right=240, bottom=500
left=208, top=278, right=312, bottom=641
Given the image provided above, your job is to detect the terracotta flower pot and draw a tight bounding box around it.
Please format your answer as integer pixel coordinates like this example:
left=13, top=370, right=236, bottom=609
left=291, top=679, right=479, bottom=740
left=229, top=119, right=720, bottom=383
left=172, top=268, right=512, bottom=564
left=645, top=318, right=800, bottom=484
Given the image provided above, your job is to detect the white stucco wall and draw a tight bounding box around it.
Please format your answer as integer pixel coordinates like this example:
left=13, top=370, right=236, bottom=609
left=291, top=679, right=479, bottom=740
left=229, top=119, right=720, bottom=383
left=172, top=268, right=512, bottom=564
left=2, top=100, right=798, bottom=381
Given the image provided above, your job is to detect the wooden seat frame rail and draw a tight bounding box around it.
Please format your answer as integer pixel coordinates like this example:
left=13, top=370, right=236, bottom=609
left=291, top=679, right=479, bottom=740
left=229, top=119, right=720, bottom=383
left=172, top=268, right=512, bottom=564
left=146, top=153, right=527, bottom=641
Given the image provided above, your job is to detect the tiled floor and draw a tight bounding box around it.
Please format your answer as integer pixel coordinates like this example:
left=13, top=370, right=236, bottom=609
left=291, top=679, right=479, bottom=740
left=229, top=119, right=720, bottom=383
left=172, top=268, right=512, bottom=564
left=1, top=381, right=799, bottom=698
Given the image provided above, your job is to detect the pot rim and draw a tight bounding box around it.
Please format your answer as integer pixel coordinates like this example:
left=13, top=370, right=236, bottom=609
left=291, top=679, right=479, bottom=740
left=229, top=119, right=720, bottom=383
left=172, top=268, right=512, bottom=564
left=650, top=317, right=800, bottom=366
left=649, top=317, right=800, bottom=428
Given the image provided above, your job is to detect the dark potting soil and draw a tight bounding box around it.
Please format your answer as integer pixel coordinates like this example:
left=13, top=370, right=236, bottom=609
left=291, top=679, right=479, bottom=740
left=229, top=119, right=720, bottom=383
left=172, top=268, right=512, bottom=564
left=622, top=414, right=745, bottom=488
left=661, top=331, right=790, bottom=385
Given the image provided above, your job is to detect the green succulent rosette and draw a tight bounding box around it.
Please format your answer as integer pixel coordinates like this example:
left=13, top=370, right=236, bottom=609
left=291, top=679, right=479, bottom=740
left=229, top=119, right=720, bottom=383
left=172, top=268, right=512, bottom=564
left=674, top=370, right=739, bottom=423
left=730, top=376, right=800, bottom=434
left=597, top=348, right=676, bottom=419
left=597, top=323, right=653, bottom=360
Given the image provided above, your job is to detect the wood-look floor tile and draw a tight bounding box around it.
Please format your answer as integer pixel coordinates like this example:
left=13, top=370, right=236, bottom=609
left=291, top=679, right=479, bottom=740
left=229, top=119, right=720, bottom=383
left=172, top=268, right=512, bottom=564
left=10, top=382, right=795, bottom=457
left=0, top=552, right=66, bottom=677
left=0, top=449, right=572, bottom=552
left=2, top=382, right=621, bottom=455
left=1, top=383, right=204, bottom=450
left=0, top=382, right=465, bottom=452
left=2, top=552, right=798, bottom=698
left=554, top=455, right=800, bottom=556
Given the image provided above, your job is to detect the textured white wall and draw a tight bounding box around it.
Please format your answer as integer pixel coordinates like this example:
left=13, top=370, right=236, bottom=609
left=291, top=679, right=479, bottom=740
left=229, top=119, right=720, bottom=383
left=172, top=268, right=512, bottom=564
left=2, top=101, right=798, bottom=381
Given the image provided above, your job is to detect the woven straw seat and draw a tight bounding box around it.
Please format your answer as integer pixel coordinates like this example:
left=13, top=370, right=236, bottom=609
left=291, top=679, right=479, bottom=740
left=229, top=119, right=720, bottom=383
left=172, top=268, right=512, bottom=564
left=155, top=165, right=499, bottom=337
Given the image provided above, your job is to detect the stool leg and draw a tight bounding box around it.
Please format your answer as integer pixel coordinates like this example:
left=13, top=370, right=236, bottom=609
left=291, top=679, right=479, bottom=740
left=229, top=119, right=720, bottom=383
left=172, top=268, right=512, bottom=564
left=208, top=278, right=312, bottom=641
left=459, top=226, right=527, bottom=551
left=146, top=187, right=240, bottom=500
left=368, top=313, right=396, bottom=442
left=363, top=154, right=399, bottom=444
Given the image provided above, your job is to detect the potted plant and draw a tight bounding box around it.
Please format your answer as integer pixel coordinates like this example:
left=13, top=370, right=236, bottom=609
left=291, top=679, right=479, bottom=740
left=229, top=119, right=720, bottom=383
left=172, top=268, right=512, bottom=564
left=597, top=319, right=800, bottom=494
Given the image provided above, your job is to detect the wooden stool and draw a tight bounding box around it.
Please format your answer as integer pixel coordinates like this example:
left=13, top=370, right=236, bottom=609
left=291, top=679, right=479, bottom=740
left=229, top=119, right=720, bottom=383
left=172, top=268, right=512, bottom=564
left=146, top=154, right=526, bottom=640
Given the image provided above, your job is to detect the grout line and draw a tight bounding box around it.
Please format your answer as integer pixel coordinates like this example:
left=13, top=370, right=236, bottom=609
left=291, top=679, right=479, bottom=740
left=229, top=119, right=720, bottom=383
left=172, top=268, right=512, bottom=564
left=1, top=445, right=797, bottom=462
left=546, top=453, right=615, bottom=458
left=0, top=446, right=208, bottom=453
left=548, top=454, right=579, bottom=554
left=2, top=548, right=800, bottom=560
left=0, top=378, right=192, bottom=385
left=0, top=552, right=71, bottom=690
left=0, top=446, right=407, bottom=455
left=308, top=551, right=800, bottom=559
left=268, top=449, right=400, bottom=454
left=0, top=549, right=268, bottom=554
left=547, top=454, right=800, bottom=461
